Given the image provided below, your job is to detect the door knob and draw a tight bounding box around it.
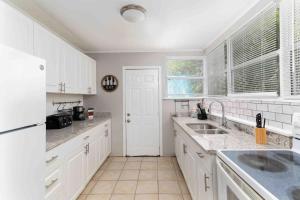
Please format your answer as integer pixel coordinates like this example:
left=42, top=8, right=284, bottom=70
left=127, top=119, right=131, bottom=123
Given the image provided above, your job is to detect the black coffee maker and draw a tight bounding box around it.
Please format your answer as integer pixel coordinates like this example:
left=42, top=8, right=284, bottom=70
left=73, top=106, right=85, bottom=121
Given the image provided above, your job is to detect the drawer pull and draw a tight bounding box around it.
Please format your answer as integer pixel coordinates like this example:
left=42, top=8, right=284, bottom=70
left=183, top=144, right=187, bottom=154
left=83, top=136, right=90, bottom=140
left=197, top=153, right=205, bottom=158
left=46, top=155, right=58, bottom=164
left=45, top=178, right=58, bottom=189
left=204, top=173, right=210, bottom=192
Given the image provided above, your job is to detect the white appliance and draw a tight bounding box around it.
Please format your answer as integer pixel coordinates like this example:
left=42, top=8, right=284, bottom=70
left=0, top=44, right=46, bottom=200
left=216, top=113, right=300, bottom=200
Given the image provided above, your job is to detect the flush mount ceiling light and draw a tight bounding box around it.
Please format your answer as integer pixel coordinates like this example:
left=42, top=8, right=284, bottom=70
left=120, top=4, right=146, bottom=23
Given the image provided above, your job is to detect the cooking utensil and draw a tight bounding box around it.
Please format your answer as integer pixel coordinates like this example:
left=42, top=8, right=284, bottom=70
left=256, top=113, right=262, bottom=128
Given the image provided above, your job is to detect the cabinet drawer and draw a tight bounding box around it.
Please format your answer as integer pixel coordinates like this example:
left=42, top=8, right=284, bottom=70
left=45, top=168, right=62, bottom=199
left=46, top=146, right=64, bottom=175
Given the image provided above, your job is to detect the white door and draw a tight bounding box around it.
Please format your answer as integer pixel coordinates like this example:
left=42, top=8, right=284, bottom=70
left=125, top=68, right=160, bottom=156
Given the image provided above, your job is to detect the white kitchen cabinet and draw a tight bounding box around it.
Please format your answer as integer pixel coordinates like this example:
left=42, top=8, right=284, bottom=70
left=45, top=119, right=112, bottom=200
left=79, top=55, right=97, bottom=95
left=62, top=44, right=80, bottom=94
left=65, top=143, right=86, bottom=200
left=45, top=169, right=63, bottom=200
left=173, top=122, right=215, bottom=200
left=184, top=145, right=198, bottom=200
left=0, top=0, right=34, bottom=54
left=0, top=1, right=97, bottom=95
left=197, top=158, right=213, bottom=200
left=104, top=121, right=112, bottom=157
left=34, top=23, right=62, bottom=93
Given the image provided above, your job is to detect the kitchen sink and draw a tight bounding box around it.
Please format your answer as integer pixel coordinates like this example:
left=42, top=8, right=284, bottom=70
left=186, top=123, right=218, bottom=130
left=195, top=129, right=228, bottom=134
left=186, top=123, right=228, bottom=135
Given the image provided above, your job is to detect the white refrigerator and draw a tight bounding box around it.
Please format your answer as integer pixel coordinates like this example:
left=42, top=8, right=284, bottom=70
left=0, top=44, right=46, bottom=200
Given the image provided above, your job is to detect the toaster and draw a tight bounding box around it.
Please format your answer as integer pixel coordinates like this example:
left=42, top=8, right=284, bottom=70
left=46, top=113, right=73, bottom=129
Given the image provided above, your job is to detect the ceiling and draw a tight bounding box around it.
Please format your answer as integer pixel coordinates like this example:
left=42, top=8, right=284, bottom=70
left=28, top=0, right=260, bottom=52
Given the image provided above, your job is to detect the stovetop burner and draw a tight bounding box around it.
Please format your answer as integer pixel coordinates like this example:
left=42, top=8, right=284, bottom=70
left=220, top=150, right=300, bottom=200
left=238, top=153, right=287, bottom=172
left=287, top=186, right=300, bottom=200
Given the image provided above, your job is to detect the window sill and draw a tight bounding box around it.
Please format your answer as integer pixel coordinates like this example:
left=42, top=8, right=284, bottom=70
left=162, top=97, right=204, bottom=100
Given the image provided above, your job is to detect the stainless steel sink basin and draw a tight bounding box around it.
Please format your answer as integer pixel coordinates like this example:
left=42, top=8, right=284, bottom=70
left=186, top=123, right=228, bottom=135
left=186, top=123, right=218, bottom=130
left=195, top=129, right=228, bottom=134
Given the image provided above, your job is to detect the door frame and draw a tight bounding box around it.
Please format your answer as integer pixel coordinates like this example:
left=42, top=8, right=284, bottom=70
left=122, top=66, right=163, bottom=156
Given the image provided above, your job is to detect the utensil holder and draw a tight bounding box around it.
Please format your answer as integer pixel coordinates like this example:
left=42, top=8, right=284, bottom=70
left=255, top=128, right=267, bottom=144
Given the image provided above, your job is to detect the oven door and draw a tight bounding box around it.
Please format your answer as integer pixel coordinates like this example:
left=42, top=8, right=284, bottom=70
left=217, top=158, right=264, bottom=200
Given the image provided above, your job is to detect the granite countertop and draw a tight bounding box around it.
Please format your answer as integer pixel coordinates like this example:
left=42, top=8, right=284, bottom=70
left=173, top=117, right=283, bottom=154
left=46, top=113, right=111, bottom=151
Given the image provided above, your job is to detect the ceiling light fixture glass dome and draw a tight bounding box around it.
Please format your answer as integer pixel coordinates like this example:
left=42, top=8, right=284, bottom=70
left=120, top=4, right=147, bottom=23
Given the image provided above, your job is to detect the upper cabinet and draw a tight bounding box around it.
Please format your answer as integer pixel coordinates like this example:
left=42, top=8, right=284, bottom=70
left=34, top=23, right=97, bottom=95
left=34, top=23, right=62, bottom=93
left=0, top=1, right=96, bottom=95
left=0, top=1, right=34, bottom=54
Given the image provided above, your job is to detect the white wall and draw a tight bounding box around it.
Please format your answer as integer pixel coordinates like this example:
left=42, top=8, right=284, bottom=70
left=83, top=52, right=202, bottom=156
left=46, top=94, right=83, bottom=116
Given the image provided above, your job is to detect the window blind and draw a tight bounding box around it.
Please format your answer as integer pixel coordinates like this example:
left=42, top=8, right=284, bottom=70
left=291, top=0, right=300, bottom=95
left=207, top=43, right=227, bottom=96
left=230, top=4, right=280, bottom=95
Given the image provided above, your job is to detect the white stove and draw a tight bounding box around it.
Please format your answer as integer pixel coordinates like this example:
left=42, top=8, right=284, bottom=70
left=216, top=113, right=300, bottom=200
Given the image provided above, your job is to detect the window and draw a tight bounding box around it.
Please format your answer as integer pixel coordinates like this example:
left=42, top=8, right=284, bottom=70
left=166, top=57, right=204, bottom=98
left=207, top=42, right=227, bottom=96
left=289, top=0, right=300, bottom=95
left=229, top=4, right=280, bottom=95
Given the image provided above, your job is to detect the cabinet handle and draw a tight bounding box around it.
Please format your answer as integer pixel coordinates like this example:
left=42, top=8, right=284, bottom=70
left=83, top=136, right=90, bottom=140
left=87, top=143, right=90, bottom=153
left=45, top=178, right=58, bottom=189
left=197, top=153, right=205, bottom=158
left=59, top=82, right=63, bottom=92
left=105, top=130, right=109, bottom=137
left=85, top=144, right=88, bottom=155
left=63, top=83, right=66, bottom=92
left=183, top=144, right=187, bottom=154
left=204, top=173, right=210, bottom=192
left=46, top=155, right=58, bottom=164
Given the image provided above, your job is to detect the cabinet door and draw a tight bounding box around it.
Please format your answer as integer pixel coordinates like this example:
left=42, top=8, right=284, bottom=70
left=184, top=148, right=198, bottom=200
left=62, top=44, right=80, bottom=94
left=78, top=55, right=89, bottom=94
left=34, top=23, right=62, bottom=93
left=197, top=160, right=213, bottom=200
left=88, top=59, right=97, bottom=94
left=65, top=144, right=86, bottom=200
left=0, top=1, right=34, bottom=54
left=104, top=121, right=111, bottom=157
left=86, top=140, right=97, bottom=181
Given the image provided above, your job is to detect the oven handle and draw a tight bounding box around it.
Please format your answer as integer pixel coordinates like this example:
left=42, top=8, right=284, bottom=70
left=216, top=159, right=263, bottom=200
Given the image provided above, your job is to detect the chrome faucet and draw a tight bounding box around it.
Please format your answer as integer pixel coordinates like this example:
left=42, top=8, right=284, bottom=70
left=208, top=100, right=227, bottom=128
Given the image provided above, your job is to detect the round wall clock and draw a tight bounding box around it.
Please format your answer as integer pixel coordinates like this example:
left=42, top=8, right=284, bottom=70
left=101, top=75, right=118, bottom=92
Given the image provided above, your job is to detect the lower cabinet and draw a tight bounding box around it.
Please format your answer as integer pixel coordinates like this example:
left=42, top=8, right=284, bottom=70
left=45, top=119, right=111, bottom=200
left=65, top=143, right=86, bottom=200
left=173, top=122, right=215, bottom=200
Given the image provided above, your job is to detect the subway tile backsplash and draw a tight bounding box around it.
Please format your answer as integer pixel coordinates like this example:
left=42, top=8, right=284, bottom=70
left=200, top=98, right=300, bottom=135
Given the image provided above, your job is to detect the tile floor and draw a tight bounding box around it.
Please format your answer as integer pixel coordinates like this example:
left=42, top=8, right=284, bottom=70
left=77, top=156, right=192, bottom=200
